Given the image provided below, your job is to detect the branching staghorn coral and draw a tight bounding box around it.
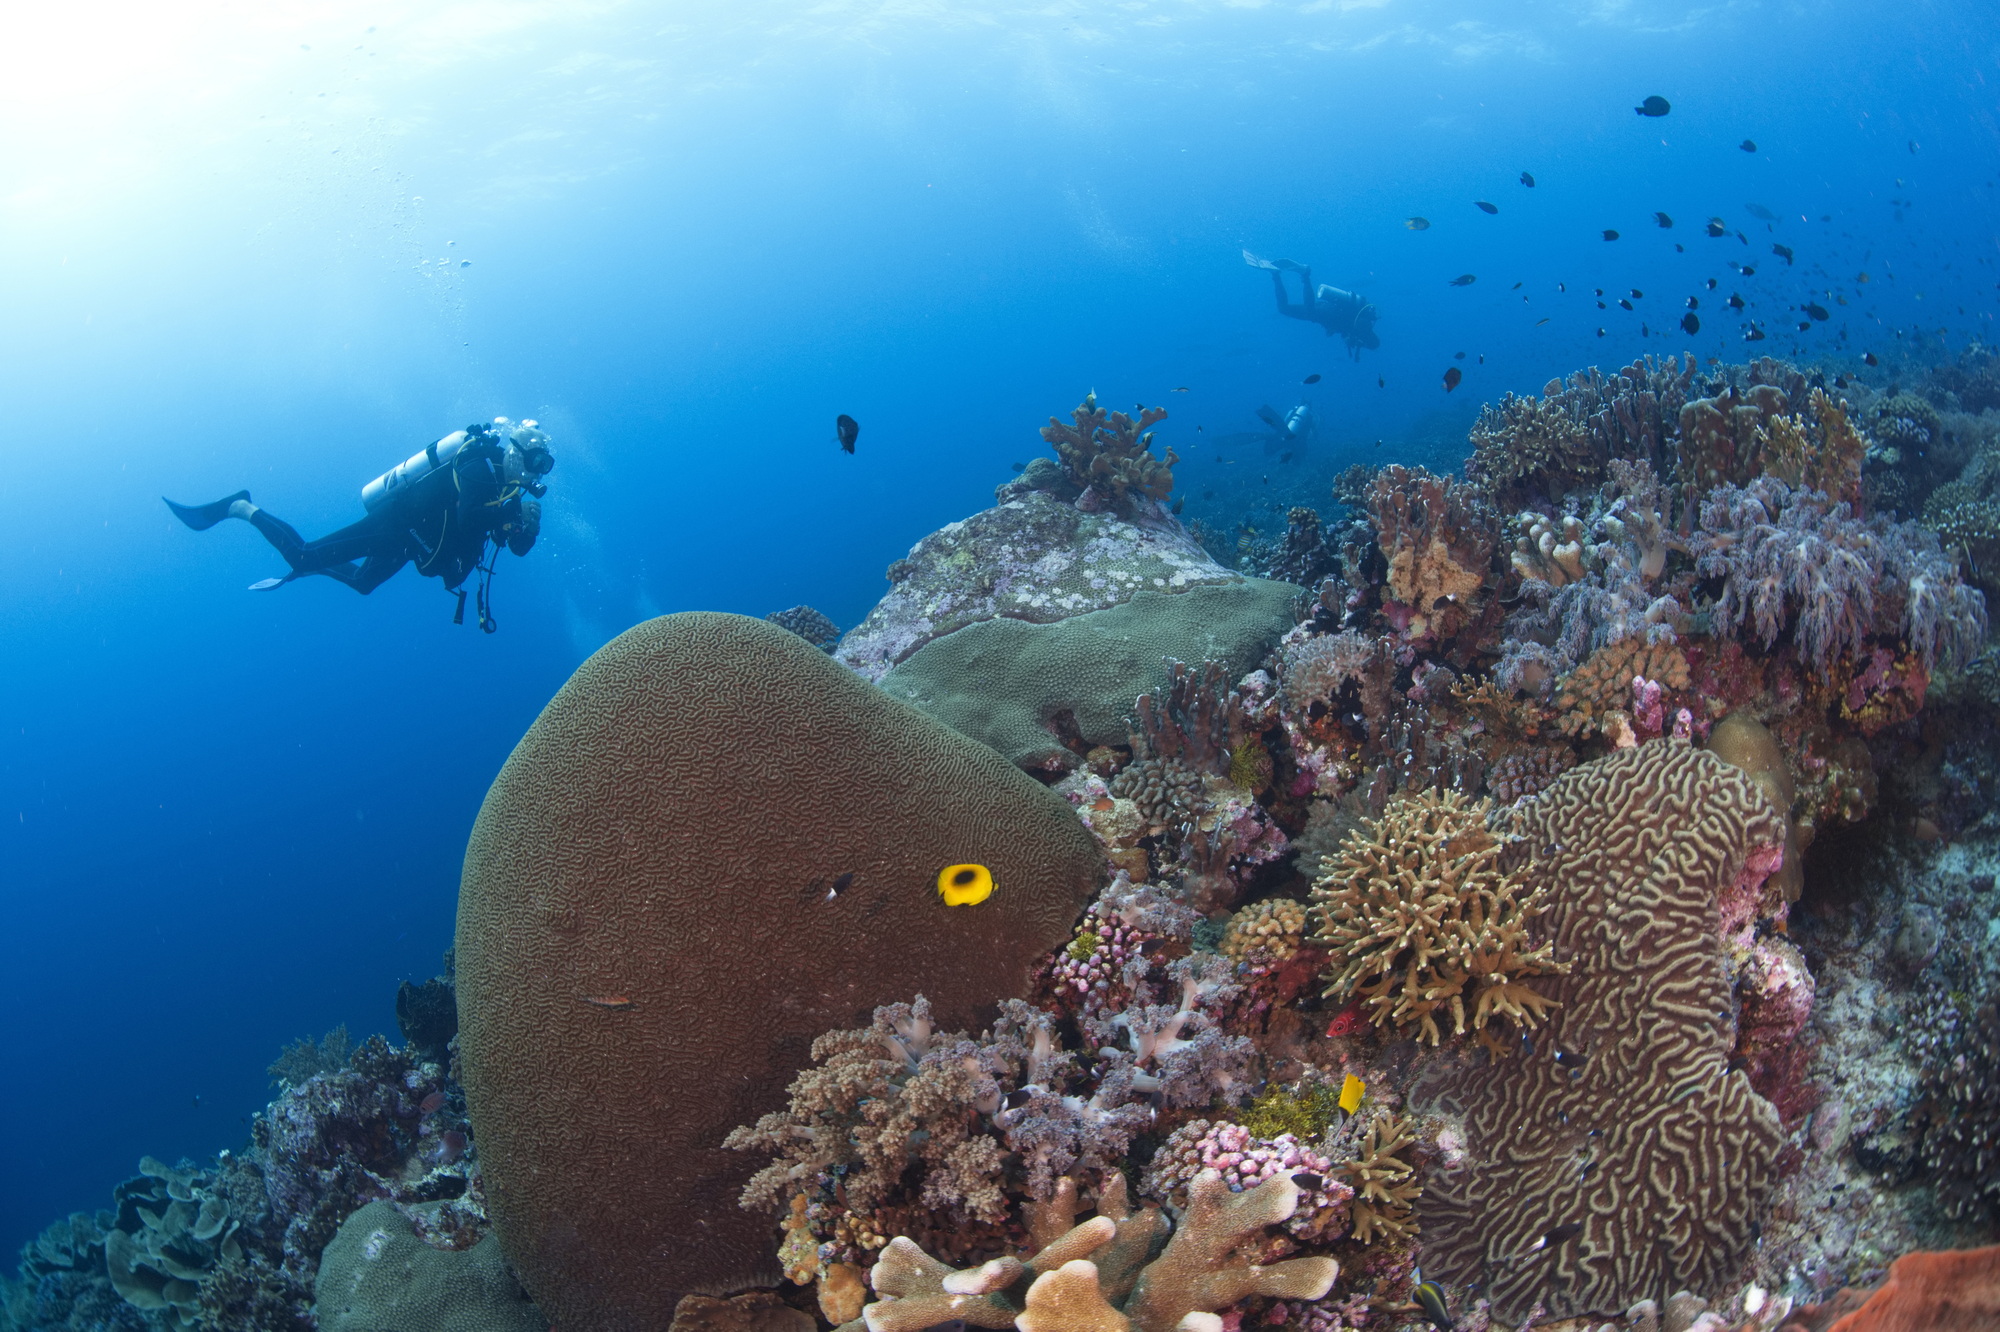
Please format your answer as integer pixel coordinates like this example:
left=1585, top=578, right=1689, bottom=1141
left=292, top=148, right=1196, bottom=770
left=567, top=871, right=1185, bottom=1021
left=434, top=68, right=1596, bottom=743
left=1336, top=1112, right=1421, bottom=1246
left=1308, top=789, right=1568, bottom=1053
left=1694, top=476, right=1988, bottom=673
left=1041, top=394, right=1177, bottom=517
left=862, top=1171, right=1337, bottom=1332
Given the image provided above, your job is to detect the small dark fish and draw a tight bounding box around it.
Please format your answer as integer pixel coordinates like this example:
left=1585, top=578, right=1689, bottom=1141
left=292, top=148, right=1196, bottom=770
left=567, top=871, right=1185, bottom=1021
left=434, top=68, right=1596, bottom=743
left=1864, top=351, right=1879, bottom=365
left=1454, top=350, right=1466, bottom=360
left=1414, top=1281, right=1453, bottom=1332
left=835, top=414, right=859, bottom=453
left=1629, top=288, right=1644, bottom=298
left=1797, top=321, right=1812, bottom=331
left=1531, top=1221, right=1586, bottom=1251
left=1290, top=1172, right=1323, bottom=1191
left=1449, top=273, right=1477, bottom=286
left=1619, top=299, right=1634, bottom=310
left=1535, top=316, right=1551, bottom=326
left=1687, top=296, right=1700, bottom=308
left=1602, top=229, right=1620, bottom=241
left=1377, top=376, right=1385, bottom=387
left=1442, top=366, right=1462, bottom=392
left=1635, top=95, right=1671, bottom=117
left=1706, top=218, right=1729, bottom=237
left=1405, top=216, right=1431, bottom=230
left=1303, top=373, right=1321, bottom=384
left=1511, top=281, right=1523, bottom=290
left=824, top=872, right=856, bottom=901
left=1521, top=171, right=1536, bottom=187
left=1706, top=277, right=1718, bottom=289
left=1279, top=453, right=1293, bottom=465
left=582, top=995, right=635, bottom=1010
left=1833, top=375, right=1848, bottom=388
left=1740, top=139, right=1758, bottom=153
left=1745, top=326, right=1767, bottom=342
left=1675, top=242, right=1685, bottom=252
left=1552, top=1047, right=1585, bottom=1068
left=1010, top=461, right=1026, bottom=473
left=1641, top=323, right=1651, bottom=337
left=1558, top=282, right=1566, bottom=292
left=1655, top=211, right=1674, bottom=228
left=1804, top=302, right=1830, bottom=321
left=1171, top=497, right=1185, bottom=514
left=1740, top=265, right=1757, bottom=276
left=1596, top=327, right=1607, bottom=337
left=1681, top=312, right=1700, bottom=334
left=1005, top=1088, right=1035, bottom=1109
left=1727, top=293, right=1745, bottom=309
left=1909, top=139, right=1920, bottom=154
left=1745, top=203, right=1776, bottom=221
left=1475, top=200, right=1499, bottom=214
left=1170, top=386, right=1191, bottom=392
left=1773, top=243, right=1794, bottom=264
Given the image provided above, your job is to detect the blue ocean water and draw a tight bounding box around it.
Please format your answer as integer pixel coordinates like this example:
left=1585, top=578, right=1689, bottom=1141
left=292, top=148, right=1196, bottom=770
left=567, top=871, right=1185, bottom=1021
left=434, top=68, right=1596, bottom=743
left=0, top=0, right=1994, bottom=1258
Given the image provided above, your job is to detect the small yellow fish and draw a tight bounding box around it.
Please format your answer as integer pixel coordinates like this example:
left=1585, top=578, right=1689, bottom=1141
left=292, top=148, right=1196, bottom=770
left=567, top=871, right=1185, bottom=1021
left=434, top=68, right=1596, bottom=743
left=1339, top=1073, right=1365, bottom=1114
left=937, top=864, right=995, bottom=906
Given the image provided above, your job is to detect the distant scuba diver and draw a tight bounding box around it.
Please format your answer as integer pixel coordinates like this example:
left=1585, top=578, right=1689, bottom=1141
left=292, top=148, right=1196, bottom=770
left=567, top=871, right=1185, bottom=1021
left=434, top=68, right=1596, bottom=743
left=164, top=418, right=553, bottom=633
left=1243, top=251, right=1380, bottom=358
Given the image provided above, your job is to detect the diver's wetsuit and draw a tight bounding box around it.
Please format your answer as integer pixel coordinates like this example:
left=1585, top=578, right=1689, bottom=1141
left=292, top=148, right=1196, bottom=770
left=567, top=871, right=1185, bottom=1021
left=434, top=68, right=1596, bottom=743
left=1264, top=260, right=1380, bottom=357
left=168, top=427, right=541, bottom=595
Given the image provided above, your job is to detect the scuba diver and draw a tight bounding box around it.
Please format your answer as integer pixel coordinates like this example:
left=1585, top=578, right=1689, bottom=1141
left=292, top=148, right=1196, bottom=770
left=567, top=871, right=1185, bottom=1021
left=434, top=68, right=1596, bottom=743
left=164, top=418, right=553, bottom=633
left=1243, top=251, right=1380, bottom=358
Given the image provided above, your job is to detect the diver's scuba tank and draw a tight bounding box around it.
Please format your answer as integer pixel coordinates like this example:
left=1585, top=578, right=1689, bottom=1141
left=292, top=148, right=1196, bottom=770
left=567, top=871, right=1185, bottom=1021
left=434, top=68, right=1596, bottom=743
left=1282, top=403, right=1313, bottom=441
left=361, top=429, right=475, bottom=514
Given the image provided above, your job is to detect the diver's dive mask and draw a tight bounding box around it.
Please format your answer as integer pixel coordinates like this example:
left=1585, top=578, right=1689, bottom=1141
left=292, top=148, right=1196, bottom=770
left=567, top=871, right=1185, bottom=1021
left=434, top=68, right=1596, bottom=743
left=502, top=422, right=555, bottom=496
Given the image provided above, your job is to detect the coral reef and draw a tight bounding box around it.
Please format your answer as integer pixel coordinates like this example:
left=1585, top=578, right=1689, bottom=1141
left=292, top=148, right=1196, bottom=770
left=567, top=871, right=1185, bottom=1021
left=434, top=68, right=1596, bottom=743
left=1309, top=788, right=1568, bottom=1051
left=456, top=613, right=1105, bottom=1326
left=1417, top=743, right=1790, bottom=1322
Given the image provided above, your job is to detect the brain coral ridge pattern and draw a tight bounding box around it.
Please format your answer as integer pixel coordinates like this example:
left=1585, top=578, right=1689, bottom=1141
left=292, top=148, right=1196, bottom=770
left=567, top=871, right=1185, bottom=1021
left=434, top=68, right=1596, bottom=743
left=1416, top=742, right=1788, bottom=1322
left=455, top=613, right=1106, bottom=1331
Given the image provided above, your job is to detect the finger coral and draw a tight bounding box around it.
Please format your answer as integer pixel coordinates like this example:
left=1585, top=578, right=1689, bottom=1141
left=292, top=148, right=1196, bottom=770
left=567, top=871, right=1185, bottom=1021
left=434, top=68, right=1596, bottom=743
left=863, top=1172, right=1337, bottom=1332
left=1308, top=788, right=1569, bottom=1052
left=1416, top=742, right=1790, bottom=1322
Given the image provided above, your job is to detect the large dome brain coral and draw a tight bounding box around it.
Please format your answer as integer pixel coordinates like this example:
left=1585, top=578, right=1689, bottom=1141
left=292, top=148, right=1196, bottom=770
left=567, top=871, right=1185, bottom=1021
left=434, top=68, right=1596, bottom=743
left=456, top=613, right=1105, bottom=1331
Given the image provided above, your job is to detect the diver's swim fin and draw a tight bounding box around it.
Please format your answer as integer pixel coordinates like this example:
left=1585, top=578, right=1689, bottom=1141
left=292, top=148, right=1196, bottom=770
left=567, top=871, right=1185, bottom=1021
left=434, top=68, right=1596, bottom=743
left=248, top=576, right=290, bottom=591
left=1242, top=249, right=1278, bottom=270
left=164, top=491, right=251, bottom=531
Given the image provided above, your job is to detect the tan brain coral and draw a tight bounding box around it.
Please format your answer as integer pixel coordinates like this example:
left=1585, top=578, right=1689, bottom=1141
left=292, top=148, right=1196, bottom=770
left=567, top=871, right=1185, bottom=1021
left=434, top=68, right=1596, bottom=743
left=456, top=613, right=1105, bottom=1331
left=1415, top=742, right=1789, bottom=1322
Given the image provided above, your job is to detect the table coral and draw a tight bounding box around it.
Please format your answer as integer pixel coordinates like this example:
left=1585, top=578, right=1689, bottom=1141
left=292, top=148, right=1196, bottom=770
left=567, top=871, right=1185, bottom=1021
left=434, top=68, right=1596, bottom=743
left=1308, top=788, right=1569, bottom=1053
left=1416, top=742, right=1790, bottom=1322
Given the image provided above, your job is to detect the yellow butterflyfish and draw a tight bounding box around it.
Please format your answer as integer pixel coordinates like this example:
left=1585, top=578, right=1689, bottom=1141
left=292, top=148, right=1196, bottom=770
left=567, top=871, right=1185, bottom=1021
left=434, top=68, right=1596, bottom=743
left=937, top=864, right=995, bottom=906
left=1339, top=1074, right=1365, bottom=1114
